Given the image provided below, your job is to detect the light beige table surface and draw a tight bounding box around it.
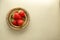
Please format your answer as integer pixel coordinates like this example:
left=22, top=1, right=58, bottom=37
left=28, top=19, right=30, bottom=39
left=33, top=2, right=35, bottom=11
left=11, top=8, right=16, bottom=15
left=0, top=0, right=59, bottom=40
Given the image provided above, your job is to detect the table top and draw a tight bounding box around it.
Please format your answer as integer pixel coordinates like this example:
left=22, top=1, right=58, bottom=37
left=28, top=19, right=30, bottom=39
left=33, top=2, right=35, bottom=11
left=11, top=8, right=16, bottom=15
left=0, top=0, right=59, bottom=40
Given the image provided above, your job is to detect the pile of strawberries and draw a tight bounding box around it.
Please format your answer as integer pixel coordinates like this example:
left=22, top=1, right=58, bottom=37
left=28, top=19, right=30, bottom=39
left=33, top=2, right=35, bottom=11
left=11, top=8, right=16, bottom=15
left=11, top=10, right=26, bottom=26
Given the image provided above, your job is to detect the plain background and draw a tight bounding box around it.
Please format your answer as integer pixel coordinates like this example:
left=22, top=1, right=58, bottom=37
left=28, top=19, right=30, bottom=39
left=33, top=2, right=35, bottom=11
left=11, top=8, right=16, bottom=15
left=0, top=0, right=59, bottom=40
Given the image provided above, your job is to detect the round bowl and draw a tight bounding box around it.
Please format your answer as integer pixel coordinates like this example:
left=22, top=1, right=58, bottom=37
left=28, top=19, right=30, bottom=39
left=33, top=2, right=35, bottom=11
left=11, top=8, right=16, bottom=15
left=7, top=8, right=30, bottom=30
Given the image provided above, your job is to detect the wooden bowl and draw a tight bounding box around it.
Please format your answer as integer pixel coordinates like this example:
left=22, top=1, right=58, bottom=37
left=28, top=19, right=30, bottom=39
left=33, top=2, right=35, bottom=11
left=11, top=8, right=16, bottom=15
left=7, top=8, right=30, bottom=30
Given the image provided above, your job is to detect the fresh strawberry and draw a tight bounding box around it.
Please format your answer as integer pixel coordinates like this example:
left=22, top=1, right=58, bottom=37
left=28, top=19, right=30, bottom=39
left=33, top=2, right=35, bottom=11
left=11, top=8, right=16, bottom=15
left=17, top=19, right=24, bottom=26
left=12, top=20, right=17, bottom=26
left=19, top=10, right=26, bottom=17
left=13, top=12, right=22, bottom=20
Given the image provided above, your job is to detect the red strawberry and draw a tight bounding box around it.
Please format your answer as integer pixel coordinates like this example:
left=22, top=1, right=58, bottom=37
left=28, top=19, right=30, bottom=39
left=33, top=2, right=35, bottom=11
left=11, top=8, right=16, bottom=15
left=19, top=10, right=26, bottom=17
left=12, top=20, right=17, bottom=26
left=13, top=12, right=22, bottom=20
left=17, top=19, right=24, bottom=26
